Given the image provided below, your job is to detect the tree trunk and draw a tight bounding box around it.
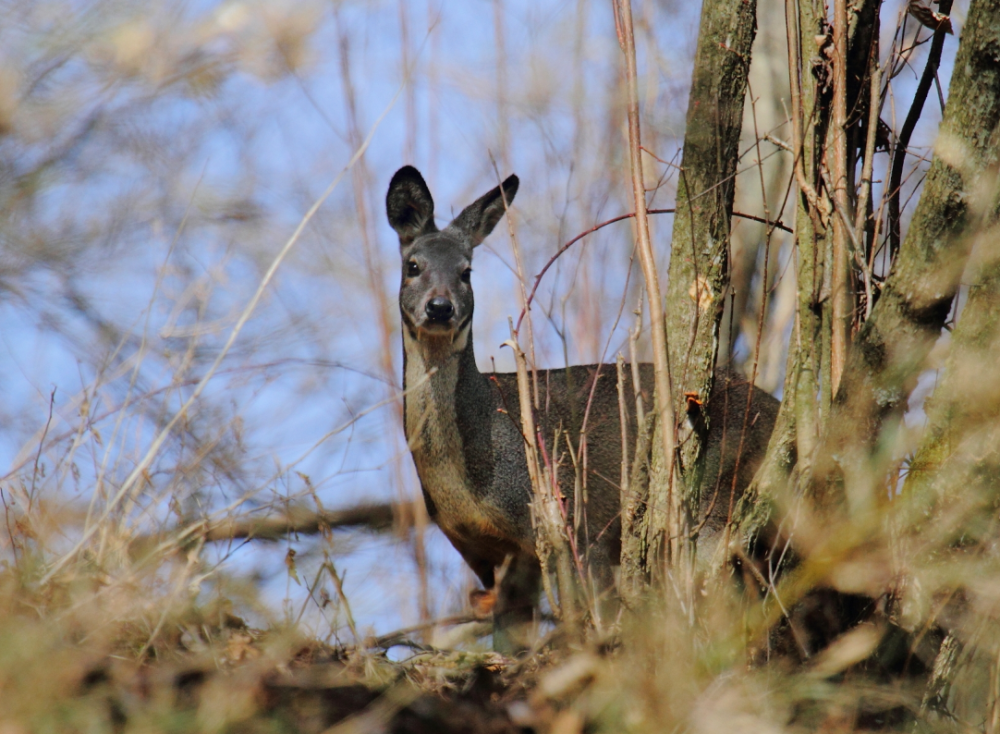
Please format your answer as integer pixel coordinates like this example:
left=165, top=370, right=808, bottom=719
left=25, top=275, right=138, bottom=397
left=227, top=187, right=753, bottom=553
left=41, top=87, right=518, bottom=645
left=905, top=230, right=1000, bottom=726
left=733, top=0, right=880, bottom=546
left=640, top=0, right=756, bottom=583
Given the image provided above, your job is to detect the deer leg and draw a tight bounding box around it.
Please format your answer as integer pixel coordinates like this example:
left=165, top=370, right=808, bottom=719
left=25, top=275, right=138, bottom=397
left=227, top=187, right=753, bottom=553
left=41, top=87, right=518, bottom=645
left=585, top=541, right=619, bottom=632
left=492, top=554, right=540, bottom=655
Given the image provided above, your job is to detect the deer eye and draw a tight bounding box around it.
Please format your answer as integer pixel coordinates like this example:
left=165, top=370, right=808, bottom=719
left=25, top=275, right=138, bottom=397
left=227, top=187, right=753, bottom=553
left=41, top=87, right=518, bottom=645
left=406, top=260, right=420, bottom=277
left=460, top=268, right=472, bottom=284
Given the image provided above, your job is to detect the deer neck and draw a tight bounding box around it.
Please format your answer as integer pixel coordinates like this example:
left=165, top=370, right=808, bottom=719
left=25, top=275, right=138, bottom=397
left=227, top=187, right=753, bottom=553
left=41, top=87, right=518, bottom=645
left=402, top=323, right=490, bottom=460
left=403, top=322, right=513, bottom=542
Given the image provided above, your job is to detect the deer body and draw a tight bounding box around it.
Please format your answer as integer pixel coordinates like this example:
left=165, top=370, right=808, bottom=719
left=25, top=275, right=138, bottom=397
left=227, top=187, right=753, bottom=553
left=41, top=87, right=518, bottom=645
left=387, top=166, right=779, bottom=647
left=402, top=326, right=535, bottom=582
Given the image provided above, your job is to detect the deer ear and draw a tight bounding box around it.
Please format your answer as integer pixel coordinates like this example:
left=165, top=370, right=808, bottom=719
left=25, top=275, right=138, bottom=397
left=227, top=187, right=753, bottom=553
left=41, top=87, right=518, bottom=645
left=448, top=174, right=519, bottom=247
left=387, top=166, right=437, bottom=246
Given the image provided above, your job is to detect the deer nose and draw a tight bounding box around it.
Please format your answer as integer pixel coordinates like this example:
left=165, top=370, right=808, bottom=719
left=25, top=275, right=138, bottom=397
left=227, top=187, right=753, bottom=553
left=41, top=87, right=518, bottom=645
left=425, top=297, right=455, bottom=322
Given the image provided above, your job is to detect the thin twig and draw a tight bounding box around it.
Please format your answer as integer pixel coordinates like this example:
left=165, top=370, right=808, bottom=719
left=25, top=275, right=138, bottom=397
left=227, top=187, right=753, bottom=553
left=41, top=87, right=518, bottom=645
left=1, top=489, right=18, bottom=569
left=617, top=0, right=678, bottom=572
left=516, top=208, right=790, bottom=330
left=830, top=0, right=851, bottom=394
left=372, top=614, right=483, bottom=648
left=616, top=355, right=631, bottom=510
left=327, top=561, right=360, bottom=644
left=855, top=46, right=881, bottom=300
left=29, top=387, right=57, bottom=512
left=887, top=0, right=954, bottom=260
left=784, top=0, right=825, bottom=220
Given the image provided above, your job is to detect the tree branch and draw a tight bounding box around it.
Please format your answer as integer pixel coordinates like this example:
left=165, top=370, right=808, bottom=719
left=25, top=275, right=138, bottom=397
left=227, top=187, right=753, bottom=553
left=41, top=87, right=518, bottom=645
left=616, top=0, right=678, bottom=579
left=887, top=0, right=956, bottom=261
left=129, top=502, right=412, bottom=558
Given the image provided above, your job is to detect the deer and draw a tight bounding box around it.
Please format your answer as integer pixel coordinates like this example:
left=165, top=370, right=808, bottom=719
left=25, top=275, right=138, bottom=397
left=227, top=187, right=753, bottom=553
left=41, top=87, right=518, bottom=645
left=386, top=165, right=780, bottom=651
